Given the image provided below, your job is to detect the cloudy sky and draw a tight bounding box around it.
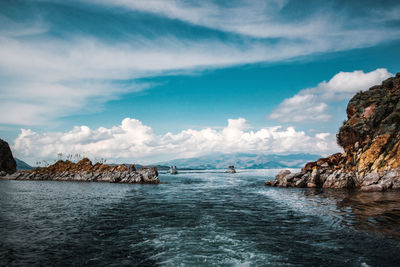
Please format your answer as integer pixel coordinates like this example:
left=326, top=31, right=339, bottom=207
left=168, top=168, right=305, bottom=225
left=1, top=0, right=400, bottom=164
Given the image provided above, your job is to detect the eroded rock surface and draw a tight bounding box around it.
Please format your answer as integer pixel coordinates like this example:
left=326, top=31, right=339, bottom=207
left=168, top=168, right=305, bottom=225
left=266, top=73, right=400, bottom=191
left=0, top=158, right=160, bottom=184
left=0, top=139, right=16, bottom=175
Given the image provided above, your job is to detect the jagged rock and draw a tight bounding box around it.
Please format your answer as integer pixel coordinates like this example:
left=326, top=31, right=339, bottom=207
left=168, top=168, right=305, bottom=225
left=274, top=170, right=291, bottom=187
left=0, top=157, right=160, bottom=184
left=361, top=171, right=380, bottom=186
left=266, top=73, right=400, bottom=190
left=392, top=177, right=400, bottom=190
left=295, top=177, right=307, bottom=187
left=322, top=171, right=355, bottom=189
left=129, top=164, right=136, bottom=172
left=276, top=170, right=291, bottom=179
left=140, top=167, right=159, bottom=184
left=0, top=139, right=16, bottom=174
left=309, top=169, right=320, bottom=185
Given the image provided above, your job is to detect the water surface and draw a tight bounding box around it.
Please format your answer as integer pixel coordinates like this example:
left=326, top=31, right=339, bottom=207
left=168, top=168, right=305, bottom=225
left=1, top=169, right=400, bottom=266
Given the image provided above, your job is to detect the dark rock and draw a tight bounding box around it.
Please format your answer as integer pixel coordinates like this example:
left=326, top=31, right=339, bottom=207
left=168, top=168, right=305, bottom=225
left=129, top=164, right=136, bottom=172
left=0, top=139, right=17, bottom=174
left=295, top=177, right=307, bottom=187
left=225, top=165, right=236, bottom=173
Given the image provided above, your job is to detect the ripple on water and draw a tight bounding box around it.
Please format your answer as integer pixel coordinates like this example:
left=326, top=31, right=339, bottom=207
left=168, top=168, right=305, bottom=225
left=1, top=170, right=400, bottom=266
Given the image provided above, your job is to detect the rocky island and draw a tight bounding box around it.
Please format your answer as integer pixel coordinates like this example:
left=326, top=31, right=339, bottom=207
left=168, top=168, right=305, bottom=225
left=266, top=73, right=400, bottom=192
left=0, top=139, right=160, bottom=184
left=1, top=158, right=160, bottom=184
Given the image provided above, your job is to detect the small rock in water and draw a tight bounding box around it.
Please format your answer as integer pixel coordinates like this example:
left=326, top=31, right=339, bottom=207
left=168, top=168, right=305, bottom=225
left=225, top=165, right=236, bottom=173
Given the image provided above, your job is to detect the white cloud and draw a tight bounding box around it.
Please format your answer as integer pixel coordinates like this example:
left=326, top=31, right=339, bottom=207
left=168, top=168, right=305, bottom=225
left=13, top=117, right=339, bottom=164
left=87, top=0, right=400, bottom=41
left=268, top=68, right=393, bottom=123
left=313, top=68, right=393, bottom=100
left=0, top=33, right=338, bottom=125
left=88, top=0, right=297, bottom=38
left=1, top=1, right=399, bottom=126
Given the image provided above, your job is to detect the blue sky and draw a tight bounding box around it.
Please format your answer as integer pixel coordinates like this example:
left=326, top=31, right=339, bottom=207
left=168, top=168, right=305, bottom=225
left=1, top=0, right=400, bottom=164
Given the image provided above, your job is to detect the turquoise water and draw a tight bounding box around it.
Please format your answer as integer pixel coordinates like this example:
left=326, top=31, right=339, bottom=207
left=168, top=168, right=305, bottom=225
left=1, top=169, right=400, bottom=266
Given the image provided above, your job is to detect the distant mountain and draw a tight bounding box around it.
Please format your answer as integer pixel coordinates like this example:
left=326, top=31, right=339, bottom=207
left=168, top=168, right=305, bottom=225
left=110, top=163, right=170, bottom=171
left=15, top=158, right=34, bottom=170
left=155, top=153, right=322, bottom=169
left=132, top=164, right=170, bottom=171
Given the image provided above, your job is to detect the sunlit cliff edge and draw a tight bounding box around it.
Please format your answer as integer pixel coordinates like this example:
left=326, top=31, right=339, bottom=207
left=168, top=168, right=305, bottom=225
left=266, top=73, right=400, bottom=191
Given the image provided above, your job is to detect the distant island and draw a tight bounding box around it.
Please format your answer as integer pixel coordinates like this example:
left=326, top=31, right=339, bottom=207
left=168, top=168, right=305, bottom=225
left=266, top=73, right=400, bottom=191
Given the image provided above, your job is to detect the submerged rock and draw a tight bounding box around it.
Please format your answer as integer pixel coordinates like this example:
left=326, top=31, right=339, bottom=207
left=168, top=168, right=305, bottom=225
left=0, top=158, right=160, bottom=184
left=0, top=138, right=16, bottom=174
left=266, top=73, right=400, bottom=191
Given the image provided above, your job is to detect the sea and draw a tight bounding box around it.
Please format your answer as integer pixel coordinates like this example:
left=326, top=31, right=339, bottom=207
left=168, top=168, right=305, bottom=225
left=1, top=169, right=400, bottom=266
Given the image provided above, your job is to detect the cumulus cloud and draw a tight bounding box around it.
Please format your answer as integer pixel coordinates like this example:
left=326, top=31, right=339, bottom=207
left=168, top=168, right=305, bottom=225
left=13, top=117, right=338, bottom=164
left=269, top=69, right=393, bottom=123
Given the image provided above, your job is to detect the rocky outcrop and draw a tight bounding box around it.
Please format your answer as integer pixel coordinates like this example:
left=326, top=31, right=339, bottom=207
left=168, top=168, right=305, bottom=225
left=0, top=139, right=17, bottom=175
left=266, top=73, right=400, bottom=191
left=0, top=158, right=160, bottom=184
left=225, top=165, right=236, bottom=173
left=169, top=166, right=178, bottom=175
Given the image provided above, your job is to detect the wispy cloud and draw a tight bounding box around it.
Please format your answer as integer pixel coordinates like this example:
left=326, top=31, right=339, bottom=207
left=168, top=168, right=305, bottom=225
left=0, top=0, right=399, bottom=126
left=88, top=0, right=400, bottom=40
left=0, top=34, right=324, bottom=125
left=268, top=69, right=393, bottom=123
left=13, top=117, right=338, bottom=164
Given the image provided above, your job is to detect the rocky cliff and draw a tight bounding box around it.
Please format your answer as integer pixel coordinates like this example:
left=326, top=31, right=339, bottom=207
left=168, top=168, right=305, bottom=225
left=0, top=158, right=160, bottom=184
left=0, top=139, right=17, bottom=175
left=266, top=73, right=400, bottom=192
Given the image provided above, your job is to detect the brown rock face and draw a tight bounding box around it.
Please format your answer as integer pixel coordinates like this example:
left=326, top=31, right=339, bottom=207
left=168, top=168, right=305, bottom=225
left=266, top=73, right=400, bottom=191
left=0, top=139, right=16, bottom=174
left=0, top=157, right=160, bottom=184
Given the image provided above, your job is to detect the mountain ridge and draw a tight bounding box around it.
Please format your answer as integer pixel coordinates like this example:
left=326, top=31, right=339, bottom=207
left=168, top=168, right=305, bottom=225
left=15, top=158, right=34, bottom=170
left=155, top=153, right=322, bottom=169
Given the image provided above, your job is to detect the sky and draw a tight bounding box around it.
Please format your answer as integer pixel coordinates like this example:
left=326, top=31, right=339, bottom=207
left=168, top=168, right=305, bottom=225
left=1, top=0, right=400, bottom=164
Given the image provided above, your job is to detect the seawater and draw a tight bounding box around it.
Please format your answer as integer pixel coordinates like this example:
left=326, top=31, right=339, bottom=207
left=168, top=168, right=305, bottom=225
left=1, top=169, right=400, bottom=266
